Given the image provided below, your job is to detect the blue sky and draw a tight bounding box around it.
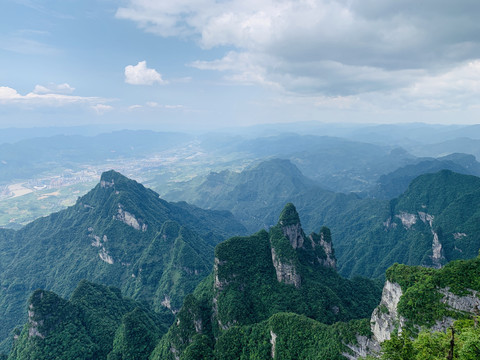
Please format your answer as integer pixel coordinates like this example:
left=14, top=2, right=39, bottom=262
left=1, top=0, right=480, bottom=130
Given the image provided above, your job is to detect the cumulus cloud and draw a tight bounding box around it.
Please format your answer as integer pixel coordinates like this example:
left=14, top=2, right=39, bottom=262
left=117, top=0, right=480, bottom=109
left=124, top=61, right=167, bottom=85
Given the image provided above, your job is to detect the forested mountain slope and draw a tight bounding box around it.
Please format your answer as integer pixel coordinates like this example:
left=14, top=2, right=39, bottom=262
left=152, top=204, right=381, bottom=359
left=0, top=170, right=246, bottom=353
left=166, top=162, right=480, bottom=280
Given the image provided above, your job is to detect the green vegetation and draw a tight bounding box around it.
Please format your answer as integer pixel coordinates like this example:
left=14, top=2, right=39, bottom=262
left=8, top=281, right=164, bottom=360
left=0, top=170, right=246, bottom=353
left=386, top=256, right=480, bottom=327
left=152, top=204, right=382, bottom=359
left=165, top=160, right=480, bottom=280
left=375, top=320, right=480, bottom=360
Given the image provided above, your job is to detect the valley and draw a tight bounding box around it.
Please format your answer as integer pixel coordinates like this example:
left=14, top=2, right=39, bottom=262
left=2, top=123, right=480, bottom=359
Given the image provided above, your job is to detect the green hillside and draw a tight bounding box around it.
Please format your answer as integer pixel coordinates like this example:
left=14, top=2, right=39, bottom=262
left=8, top=280, right=166, bottom=360
left=369, top=256, right=480, bottom=359
left=166, top=161, right=480, bottom=280
left=153, top=203, right=381, bottom=359
left=0, top=170, right=246, bottom=353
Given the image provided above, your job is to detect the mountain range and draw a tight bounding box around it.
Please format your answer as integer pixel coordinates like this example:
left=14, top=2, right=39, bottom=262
left=3, top=167, right=480, bottom=358
left=0, top=170, right=246, bottom=353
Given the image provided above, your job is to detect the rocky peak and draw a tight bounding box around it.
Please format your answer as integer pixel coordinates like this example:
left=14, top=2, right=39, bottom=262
left=27, top=289, right=69, bottom=339
left=99, top=170, right=145, bottom=194
left=278, top=203, right=301, bottom=227
left=279, top=203, right=305, bottom=249
left=309, top=227, right=336, bottom=269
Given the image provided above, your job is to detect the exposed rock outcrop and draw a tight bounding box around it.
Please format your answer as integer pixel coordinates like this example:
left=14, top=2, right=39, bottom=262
left=371, top=280, right=405, bottom=344
left=281, top=222, right=305, bottom=249
left=368, top=281, right=480, bottom=356
left=395, top=212, right=417, bottom=229
left=311, top=228, right=336, bottom=269
left=28, top=302, right=45, bottom=339
left=271, top=247, right=301, bottom=288
left=270, top=330, right=277, bottom=358
left=431, top=230, right=445, bottom=268
left=115, top=204, right=147, bottom=231
left=343, top=335, right=380, bottom=360
left=100, top=179, right=114, bottom=188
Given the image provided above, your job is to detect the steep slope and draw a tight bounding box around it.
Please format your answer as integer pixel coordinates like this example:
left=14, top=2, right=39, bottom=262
left=152, top=204, right=381, bottom=359
left=370, top=153, right=480, bottom=199
left=8, top=280, right=166, bottom=360
left=222, top=134, right=414, bottom=190
left=0, top=170, right=246, bottom=353
left=165, top=160, right=480, bottom=281
left=365, top=256, right=480, bottom=359
left=339, top=170, right=480, bottom=278
left=165, top=158, right=319, bottom=232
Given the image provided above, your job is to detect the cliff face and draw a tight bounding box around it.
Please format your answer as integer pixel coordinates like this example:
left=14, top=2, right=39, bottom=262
left=365, top=257, right=480, bottom=357
left=0, top=170, right=246, bottom=351
left=270, top=246, right=302, bottom=288
left=370, top=281, right=405, bottom=344
left=9, top=281, right=166, bottom=360
left=269, top=204, right=336, bottom=289
left=156, top=203, right=381, bottom=360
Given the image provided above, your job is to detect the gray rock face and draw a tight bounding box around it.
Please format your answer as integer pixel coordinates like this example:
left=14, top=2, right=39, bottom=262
left=281, top=223, right=305, bottom=249
left=314, top=232, right=336, bottom=269
left=395, top=212, right=417, bottom=229
left=270, top=330, right=277, bottom=359
left=431, top=230, right=444, bottom=268
left=100, top=179, right=115, bottom=188
left=440, top=287, right=480, bottom=313
left=271, top=247, right=301, bottom=288
left=368, top=282, right=480, bottom=354
left=343, top=335, right=380, bottom=360
left=28, top=303, right=45, bottom=339
left=370, top=280, right=405, bottom=344
left=115, top=204, right=147, bottom=231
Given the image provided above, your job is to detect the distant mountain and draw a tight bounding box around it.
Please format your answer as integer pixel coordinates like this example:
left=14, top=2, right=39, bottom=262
left=412, top=137, right=480, bottom=159
left=8, top=280, right=167, bottom=360
left=151, top=203, right=381, bottom=359
left=194, top=133, right=416, bottom=193
left=164, top=158, right=320, bottom=232
left=0, top=130, right=190, bottom=184
left=0, top=170, right=246, bottom=353
left=166, top=161, right=480, bottom=282
left=370, top=153, right=480, bottom=199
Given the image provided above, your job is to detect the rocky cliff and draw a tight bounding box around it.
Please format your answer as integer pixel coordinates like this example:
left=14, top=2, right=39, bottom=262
left=362, top=256, right=480, bottom=358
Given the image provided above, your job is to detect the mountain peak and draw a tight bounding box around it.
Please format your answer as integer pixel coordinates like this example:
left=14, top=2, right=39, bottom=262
left=100, top=169, right=130, bottom=187
left=278, top=203, right=301, bottom=227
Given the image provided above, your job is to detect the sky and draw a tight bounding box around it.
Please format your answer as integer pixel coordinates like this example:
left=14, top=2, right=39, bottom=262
left=1, top=0, right=480, bottom=131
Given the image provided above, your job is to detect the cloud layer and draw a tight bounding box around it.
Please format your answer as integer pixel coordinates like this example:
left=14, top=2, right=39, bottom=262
left=124, top=61, right=167, bottom=85
left=117, top=0, right=480, bottom=110
left=0, top=83, right=107, bottom=109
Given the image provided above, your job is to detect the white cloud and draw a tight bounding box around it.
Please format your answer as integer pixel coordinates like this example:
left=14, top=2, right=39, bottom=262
left=146, top=101, right=184, bottom=109
left=33, top=83, right=75, bottom=95
left=0, top=85, right=107, bottom=107
left=124, top=61, right=167, bottom=85
left=128, top=104, right=143, bottom=110
left=117, top=0, right=480, bottom=111
left=91, top=104, right=113, bottom=114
